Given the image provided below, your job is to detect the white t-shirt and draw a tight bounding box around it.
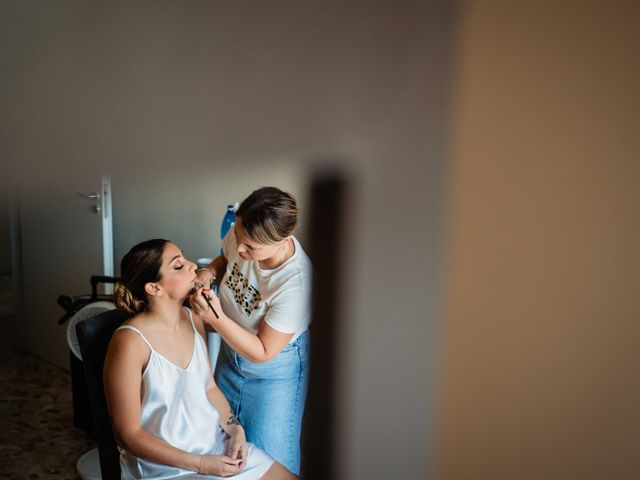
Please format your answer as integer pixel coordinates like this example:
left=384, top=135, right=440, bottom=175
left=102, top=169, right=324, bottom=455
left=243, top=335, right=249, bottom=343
left=219, top=229, right=312, bottom=343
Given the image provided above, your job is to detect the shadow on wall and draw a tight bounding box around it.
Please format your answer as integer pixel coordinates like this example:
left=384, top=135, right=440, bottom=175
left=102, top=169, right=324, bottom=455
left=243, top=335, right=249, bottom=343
left=0, top=196, right=12, bottom=276
left=301, top=172, right=348, bottom=480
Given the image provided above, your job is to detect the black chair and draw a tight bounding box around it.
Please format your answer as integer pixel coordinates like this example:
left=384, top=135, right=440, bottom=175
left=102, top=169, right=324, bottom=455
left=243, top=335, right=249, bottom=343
left=76, top=308, right=127, bottom=480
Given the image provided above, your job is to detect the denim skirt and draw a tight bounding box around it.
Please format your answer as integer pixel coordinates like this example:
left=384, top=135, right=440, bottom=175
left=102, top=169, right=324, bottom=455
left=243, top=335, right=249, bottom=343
left=214, top=330, right=310, bottom=475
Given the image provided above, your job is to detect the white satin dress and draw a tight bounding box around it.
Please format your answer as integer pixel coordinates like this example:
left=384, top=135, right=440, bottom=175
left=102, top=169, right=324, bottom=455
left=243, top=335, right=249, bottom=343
left=116, top=308, right=274, bottom=479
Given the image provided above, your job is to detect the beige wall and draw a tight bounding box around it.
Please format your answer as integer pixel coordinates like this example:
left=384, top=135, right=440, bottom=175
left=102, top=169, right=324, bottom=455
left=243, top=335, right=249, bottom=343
left=438, top=2, right=640, bottom=479
left=111, top=162, right=309, bottom=276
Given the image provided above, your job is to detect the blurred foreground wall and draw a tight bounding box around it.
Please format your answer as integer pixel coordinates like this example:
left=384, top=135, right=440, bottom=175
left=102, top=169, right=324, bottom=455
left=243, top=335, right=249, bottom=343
left=438, top=2, right=640, bottom=479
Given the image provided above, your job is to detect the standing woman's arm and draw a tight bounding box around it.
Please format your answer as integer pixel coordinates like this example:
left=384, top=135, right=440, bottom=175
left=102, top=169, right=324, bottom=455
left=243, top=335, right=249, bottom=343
left=190, top=286, right=296, bottom=363
left=103, top=330, right=204, bottom=472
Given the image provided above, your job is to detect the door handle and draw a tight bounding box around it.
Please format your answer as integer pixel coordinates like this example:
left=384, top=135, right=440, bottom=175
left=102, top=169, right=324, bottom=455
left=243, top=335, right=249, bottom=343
left=77, top=192, right=100, bottom=200
left=76, top=192, right=101, bottom=213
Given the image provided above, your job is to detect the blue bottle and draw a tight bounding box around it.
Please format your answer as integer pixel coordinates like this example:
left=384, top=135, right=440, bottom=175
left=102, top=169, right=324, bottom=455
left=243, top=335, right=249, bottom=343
left=220, top=203, right=237, bottom=254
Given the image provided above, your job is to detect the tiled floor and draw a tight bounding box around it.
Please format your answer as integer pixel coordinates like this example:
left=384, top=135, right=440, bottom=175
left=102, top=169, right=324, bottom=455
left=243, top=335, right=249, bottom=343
left=0, top=274, right=96, bottom=479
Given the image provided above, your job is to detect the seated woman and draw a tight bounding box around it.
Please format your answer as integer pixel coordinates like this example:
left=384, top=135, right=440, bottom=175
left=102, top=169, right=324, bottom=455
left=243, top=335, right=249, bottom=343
left=103, top=238, right=297, bottom=479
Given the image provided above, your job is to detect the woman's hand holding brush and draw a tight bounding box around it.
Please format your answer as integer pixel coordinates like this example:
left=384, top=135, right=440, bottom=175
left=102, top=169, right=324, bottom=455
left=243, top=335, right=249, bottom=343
left=190, top=283, right=222, bottom=327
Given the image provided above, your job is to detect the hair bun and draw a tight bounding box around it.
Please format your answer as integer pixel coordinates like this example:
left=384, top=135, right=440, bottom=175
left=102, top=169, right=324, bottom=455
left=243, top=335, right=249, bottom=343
left=114, top=281, right=145, bottom=316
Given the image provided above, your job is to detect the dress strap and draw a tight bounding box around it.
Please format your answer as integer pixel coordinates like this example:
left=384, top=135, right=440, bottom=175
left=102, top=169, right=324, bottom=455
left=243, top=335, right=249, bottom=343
left=184, top=306, right=197, bottom=334
left=184, top=307, right=205, bottom=350
left=115, top=325, right=154, bottom=351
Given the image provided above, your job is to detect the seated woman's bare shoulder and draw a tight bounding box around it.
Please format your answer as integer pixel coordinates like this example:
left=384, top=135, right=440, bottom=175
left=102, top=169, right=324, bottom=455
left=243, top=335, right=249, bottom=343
left=107, top=314, right=152, bottom=370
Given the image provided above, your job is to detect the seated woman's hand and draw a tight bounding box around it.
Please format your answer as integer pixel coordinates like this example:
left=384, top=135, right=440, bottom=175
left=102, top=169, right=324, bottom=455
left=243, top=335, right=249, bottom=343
left=225, top=424, right=248, bottom=470
left=199, top=454, right=242, bottom=477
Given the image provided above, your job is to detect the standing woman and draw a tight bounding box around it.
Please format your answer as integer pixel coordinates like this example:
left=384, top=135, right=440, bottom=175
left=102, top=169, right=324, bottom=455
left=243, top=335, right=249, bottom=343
left=191, top=187, right=312, bottom=475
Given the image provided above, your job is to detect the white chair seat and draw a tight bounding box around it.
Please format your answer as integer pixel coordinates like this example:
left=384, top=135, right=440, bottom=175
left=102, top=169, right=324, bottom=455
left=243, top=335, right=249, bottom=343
left=77, top=448, right=102, bottom=480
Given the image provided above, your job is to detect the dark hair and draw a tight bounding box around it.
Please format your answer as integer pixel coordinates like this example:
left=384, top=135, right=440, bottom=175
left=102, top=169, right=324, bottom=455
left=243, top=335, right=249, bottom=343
left=113, top=239, right=170, bottom=315
left=236, top=187, right=298, bottom=245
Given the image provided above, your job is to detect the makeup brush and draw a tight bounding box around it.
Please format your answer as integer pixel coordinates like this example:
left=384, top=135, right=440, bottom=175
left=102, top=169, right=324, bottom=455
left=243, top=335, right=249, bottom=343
left=202, top=292, right=219, bottom=319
